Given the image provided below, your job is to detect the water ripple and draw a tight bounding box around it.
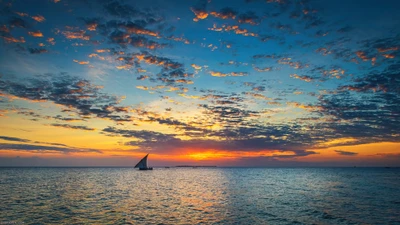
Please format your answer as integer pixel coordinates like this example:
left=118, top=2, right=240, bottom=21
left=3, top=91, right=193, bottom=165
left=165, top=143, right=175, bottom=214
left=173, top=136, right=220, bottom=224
left=0, top=168, right=399, bottom=224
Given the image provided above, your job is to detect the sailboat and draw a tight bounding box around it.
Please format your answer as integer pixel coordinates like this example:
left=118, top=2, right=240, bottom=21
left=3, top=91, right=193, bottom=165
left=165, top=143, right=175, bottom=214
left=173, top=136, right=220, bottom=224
left=134, top=154, right=153, bottom=170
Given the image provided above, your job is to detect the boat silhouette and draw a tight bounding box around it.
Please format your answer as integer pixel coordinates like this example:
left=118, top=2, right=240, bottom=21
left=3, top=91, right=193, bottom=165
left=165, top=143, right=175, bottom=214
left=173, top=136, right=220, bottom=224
left=134, top=154, right=153, bottom=170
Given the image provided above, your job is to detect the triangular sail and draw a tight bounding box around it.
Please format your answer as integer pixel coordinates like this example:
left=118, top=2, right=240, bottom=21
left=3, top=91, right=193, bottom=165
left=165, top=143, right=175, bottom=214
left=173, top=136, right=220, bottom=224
left=134, top=154, right=148, bottom=169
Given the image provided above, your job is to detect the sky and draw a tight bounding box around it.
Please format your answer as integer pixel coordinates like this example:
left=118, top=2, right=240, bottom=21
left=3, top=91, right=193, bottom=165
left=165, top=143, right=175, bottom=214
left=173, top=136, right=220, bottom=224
left=0, top=0, right=399, bottom=167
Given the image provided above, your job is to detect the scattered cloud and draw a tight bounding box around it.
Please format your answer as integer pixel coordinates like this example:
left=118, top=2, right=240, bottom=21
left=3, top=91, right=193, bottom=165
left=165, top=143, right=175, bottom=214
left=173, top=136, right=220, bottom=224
left=31, top=15, right=45, bottom=23
left=28, top=31, right=43, bottom=37
left=50, top=123, right=95, bottom=131
left=334, top=150, right=358, bottom=156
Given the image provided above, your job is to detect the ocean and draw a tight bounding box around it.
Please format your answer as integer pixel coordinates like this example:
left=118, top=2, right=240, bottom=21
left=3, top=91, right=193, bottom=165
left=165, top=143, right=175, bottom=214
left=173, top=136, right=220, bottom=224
left=1, top=167, right=399, bottom=224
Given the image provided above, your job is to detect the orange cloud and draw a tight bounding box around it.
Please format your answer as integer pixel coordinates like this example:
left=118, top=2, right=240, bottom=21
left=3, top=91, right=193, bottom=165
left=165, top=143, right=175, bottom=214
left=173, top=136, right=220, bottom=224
left=315, top=47, right=331, bottom=56
left=86, top=22, right=97, bottom=31
left=0, top=109, right=8, bottom=117
left=28, top=31, right=43, bottom=37
left=47, top=37, right=55, bottom=45
left=290, top=74, right=313, bottom=82
left=31, top=15, right=45, bottom=23
left=210, top=11, right=236, bottom=20
left=191, top=8, right=208, bottom=22
left=356, top=51, right=369, bottom=61
left=88, top=53, right=105, bottom=60
left=382, top=53, right=395, bottom=59
left=287, top=102, right=322, bottom=111
left=377, top=47, right=398, bottom=52
left=208, top=24, right=258, bottom=37
left=62, top=30, right=90, bottom=40
left=96, top=49, right=110, bottom=53
left=191, top=64, right=202, bottom=70
left=1, top=36, right=25, bottom=43
left=136, top=86, right=149, bottom=90
left=0, top=25, right=10, bottom=33
left=73, top=60, right=89, bottom=65
left=209, top=71, right=228, bottom=77
left=244, top=92, right=271, bottom=100
left=176, top=79, right=194, bottom=84
left=209, top=71, right=248, bottom=77
left=122, top=25, right=158, bottom=37
left=116, top=65, right=132, bottom=70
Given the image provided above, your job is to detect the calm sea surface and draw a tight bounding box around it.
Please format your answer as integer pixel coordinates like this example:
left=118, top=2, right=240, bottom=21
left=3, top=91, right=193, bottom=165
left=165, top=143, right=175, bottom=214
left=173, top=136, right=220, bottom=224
left=1, top=168, right=399, bottom=225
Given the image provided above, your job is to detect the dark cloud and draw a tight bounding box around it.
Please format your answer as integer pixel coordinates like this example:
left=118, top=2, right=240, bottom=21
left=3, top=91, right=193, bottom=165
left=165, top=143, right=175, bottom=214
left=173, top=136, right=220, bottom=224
left=102, top=125, right=318, bottom=154
left=0, top=136, right=99, bottom=153
left=28, top=48, right=48, bottom=54
left=53, top=115, right=85, bottom=122
left=50, top=123, right=95, bottom=131
left=102, top=126, right=176, bottom=140
left=129, top=36, right=168, bottom=49
left=237, top=11, right=260, bottom=25
left=0, top=74, right=132, bottom=123
left=337, top=26, right=353, bottom=33
left=316, top=63, right=400, bottom=145
left=0, top=136, right=30, bottom=143
left=9, top=17, right=29, bottom=28
left=335, top=150, right=358, bottom=156
left=0, top=143, right=101, bottom=153
left=190, top=0, right=209, bottom=22
left=81, top=18, right=100, bottom=31
left=103, top=1, right=140, bottom=18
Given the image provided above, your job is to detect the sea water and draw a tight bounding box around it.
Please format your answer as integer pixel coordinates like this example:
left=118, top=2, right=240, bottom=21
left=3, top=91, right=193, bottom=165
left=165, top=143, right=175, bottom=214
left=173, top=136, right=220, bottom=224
left=1, top=167, right=399, bottom=224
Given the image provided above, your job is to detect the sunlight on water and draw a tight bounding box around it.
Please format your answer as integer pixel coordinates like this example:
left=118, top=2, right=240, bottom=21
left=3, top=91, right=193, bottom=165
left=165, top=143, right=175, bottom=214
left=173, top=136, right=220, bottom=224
left=1, top=168, right=399, bottom=224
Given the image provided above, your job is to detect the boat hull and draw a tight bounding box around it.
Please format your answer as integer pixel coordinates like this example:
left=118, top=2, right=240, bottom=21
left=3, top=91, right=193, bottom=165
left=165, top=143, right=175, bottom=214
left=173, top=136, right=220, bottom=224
left=139, top=167, right=153, bottom=170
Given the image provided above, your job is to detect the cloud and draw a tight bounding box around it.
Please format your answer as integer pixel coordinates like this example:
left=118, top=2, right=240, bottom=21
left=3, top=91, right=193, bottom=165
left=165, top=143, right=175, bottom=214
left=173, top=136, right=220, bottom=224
left=50, top=123, right=95, bottom=131
left=0, top=25, right=10, bottom=33
left=290, top=74, right=314, bottom=82
left=0, top=74, right=132, bottom=123
left=73, top=59, right=89, bottom=65
left=191, top=64, right=202, bottom=70
left=191, top=8, right=208, bottom=22
left=102, top=125, right=317, bottom=156
left=254, top=66, right=272, bottom=72
left=137, top=75, right=149, bottom=80
left=377, top=47, right=398, bottom=53
left=209, top=71, right=248, bottom=77
left=15, top=12, right=29, bottom=17
left=237, top=11, right=260, bottom=25
left=0, top=136, right=30, bottom=143
left=129, top=36, right=167, bottom=49
left=0, top=143, right=101, bottom=153
left=103, top=1, right=140, bottom=18
left=9, top=17, right=29, bottom=28
left=82, top=18, right=99, bottom=31
left=118, top=21, right=159, bottom=37
left=316, top=64, right=400, bottom=145
left=208, top=24, right=258, bottom=37
left=53, top=115, right=85, bottom=122
left=334, top=150, right=358, bottom=156
left=1, top=36, right=25, bottom=43
left=62, top=30, right=90, bottom=40
left=210, top=7, right=237, bottom=19
left=28, top=48, right=48, bottom=54
left=31, top=15, right=45, bottom=23
left=0, top=135, right=101, bottom=153
left=28, top=31, right=44, bottom=37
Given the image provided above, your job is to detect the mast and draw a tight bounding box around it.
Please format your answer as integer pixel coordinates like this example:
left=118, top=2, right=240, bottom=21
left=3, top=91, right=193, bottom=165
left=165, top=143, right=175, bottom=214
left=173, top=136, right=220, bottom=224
left=134, top=154, right=149, bottom=169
